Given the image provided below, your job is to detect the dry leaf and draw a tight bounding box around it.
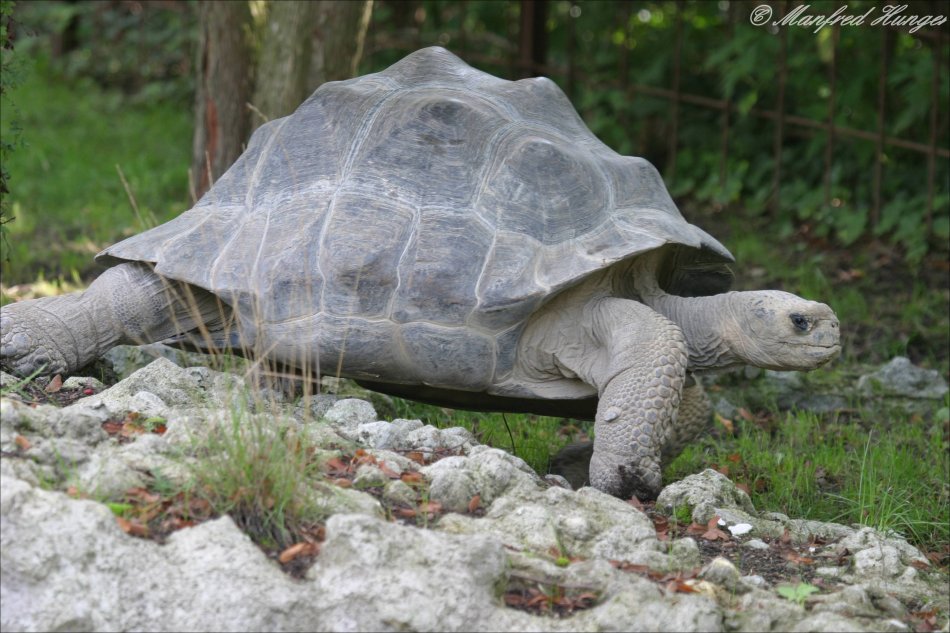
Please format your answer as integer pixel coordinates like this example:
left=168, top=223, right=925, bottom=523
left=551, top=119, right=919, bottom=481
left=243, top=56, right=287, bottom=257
left=467, top=494, right=481, bottom=513
left=406, top=451, right=426, bottom=465
left=781, top=550, right=814, bottom=565
left=278, top=543, right=303, bottom=564
left=651, top=514, right=670, bottom=539
left=666, top=579, right=698, bottom=593
left=714, top=413, right=734, bottom=433
left=925, top=551, right=947, bottom=565
left=504, top=593, right=525, bottom=607
left=44, top=374, right=63, bottom=393
left=610, top=561, right=651, bottom=574
left=323, top=457, right=349, bottom=473
left=115, top=516, right=149, bottom=537
left=912, top=609, right=939, bottom=632
left=701, top=516, right=730, bottom=541
left=400, top=472, right=423, bottom=485
left=702, top=528, right=730, bottom=541
left=102, top=420, right=124, bottom=435
left=125, top=487, right=161, bottom=504
left=354, top=453, right=377, bottom=467
left=626, top=496, right=644, bottom=511
left=420, top=501, right=443, bottom=515
left=13, top=435, right=31, bottom=450
left=686, top=522, right=707, bottom=535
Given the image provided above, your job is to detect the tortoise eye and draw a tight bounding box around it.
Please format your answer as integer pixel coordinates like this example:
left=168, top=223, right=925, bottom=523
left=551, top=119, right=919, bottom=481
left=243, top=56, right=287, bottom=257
left=790, top=314, right=809, bottom=331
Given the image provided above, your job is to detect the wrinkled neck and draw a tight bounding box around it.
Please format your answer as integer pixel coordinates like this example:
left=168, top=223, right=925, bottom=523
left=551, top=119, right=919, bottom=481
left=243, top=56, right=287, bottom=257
left=641, top=292, right=743, bottom=370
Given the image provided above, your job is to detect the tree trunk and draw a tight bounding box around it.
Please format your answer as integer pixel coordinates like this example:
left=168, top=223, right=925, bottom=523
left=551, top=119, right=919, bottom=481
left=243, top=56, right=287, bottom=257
left=191, top=0, right=253, bottom=201
left=249, top=1, right=318, bottom=132
left=309, top=1, right=373, bottom=88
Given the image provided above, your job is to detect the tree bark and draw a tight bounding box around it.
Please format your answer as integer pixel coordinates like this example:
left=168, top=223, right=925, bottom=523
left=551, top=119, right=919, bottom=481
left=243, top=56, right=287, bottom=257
left=309, top=1, right=373, bottom=88
left=250, top=1, right=319, bottom=132
left=191, top=0, right=253, bottom=201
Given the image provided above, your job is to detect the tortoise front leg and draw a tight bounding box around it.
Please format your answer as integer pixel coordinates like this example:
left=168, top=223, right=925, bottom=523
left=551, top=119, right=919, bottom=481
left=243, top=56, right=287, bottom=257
left=584, top=298, right=688, bottom=500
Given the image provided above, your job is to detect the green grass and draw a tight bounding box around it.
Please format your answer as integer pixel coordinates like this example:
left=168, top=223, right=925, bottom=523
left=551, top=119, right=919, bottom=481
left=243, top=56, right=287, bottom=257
left=188, top=408, right=330, bottom=550
left=390, top=398, right=579, bottom=476
left=1, top=54, right=192, bottom=286
left=666, top=404, right=950, bottom=553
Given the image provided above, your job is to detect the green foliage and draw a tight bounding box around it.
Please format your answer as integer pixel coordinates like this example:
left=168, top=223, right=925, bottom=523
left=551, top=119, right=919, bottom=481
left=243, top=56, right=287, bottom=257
left=188, top=410, right=329, bottom=550
left=0, top=53, right=191, bottom=285
left=106, top=501, right=134, bottom=517
left=0, top=0, right=24, bottom=257
left=15, top=1, right=196, bottom=104
left=776, top=582, right=820, bottom=606
left=391, top=398, right=576, bottom=475
left=666, top=400, right=950, bottom=553
left=671, top=504, right=693, bottom=526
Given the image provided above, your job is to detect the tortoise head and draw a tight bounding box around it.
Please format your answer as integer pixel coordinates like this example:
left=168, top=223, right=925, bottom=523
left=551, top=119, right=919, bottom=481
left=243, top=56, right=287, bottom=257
left=725, top=290, right=841, bottom=371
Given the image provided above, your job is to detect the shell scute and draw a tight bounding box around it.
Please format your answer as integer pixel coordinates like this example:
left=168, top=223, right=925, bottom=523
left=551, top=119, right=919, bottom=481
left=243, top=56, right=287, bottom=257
left=391, top=208, right=494, bottom=325
left=476, top=132, right=607, bottom=245
left=347, top=89, right=507, bottom=209
left=319, top=193, right=414, bottom=319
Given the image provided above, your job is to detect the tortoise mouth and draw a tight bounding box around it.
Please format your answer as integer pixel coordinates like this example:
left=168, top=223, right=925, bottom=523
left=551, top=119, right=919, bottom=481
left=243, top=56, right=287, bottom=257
left=800, top=342, right=841, bottom=366
left=769, top=341, right=841, bottom=370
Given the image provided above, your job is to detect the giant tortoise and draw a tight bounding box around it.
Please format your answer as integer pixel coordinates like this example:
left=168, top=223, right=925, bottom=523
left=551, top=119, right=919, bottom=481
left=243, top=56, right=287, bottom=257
left=0, top=47, right=840, bottom=499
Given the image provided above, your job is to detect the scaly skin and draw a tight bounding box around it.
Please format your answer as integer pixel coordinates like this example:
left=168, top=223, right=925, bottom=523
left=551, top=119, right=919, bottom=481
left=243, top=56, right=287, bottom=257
left=663, top=379, right=712, bottom=461
left=587, top=303, right=688, bottom=499
left=550, top=376, right=711, bottom=490
left=520, top=254, right=839, bottom=500
left=1, top=287, right=121, bottom=377
left=1, top=262, right=226, bottom=377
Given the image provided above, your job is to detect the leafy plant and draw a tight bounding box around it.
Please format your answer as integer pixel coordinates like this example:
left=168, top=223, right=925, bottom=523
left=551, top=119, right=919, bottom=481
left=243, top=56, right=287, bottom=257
left=777, top=582, right=820, bottom=606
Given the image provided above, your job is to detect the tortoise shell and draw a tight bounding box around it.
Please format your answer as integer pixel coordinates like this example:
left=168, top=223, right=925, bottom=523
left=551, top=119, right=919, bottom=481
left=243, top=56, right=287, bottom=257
left=99, top=47, right=732, bottom=393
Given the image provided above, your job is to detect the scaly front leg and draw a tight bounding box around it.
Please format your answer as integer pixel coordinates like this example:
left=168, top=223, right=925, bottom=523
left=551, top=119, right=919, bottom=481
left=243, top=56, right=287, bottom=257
left=585, top=298, right=688, bottom=500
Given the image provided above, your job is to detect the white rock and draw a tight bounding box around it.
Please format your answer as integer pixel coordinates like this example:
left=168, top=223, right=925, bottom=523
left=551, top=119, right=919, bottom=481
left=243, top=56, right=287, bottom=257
left=728, top=522, right=753, bottom=536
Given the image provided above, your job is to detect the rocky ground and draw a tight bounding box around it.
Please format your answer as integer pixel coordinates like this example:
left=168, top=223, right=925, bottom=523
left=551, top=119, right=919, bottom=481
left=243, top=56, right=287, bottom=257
left=1, top=348, right=948, bottom=632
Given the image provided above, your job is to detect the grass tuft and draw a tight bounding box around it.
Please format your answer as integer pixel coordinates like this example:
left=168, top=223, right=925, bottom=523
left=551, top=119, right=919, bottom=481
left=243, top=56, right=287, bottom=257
left=187, top=407, right=329, bottom=550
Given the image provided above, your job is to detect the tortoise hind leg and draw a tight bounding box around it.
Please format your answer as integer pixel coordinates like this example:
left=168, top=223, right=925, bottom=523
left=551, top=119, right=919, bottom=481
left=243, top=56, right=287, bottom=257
left=662, top=376, right=712, bottom=462
left=0, top=262, right=227, bottom=377
left=549, top=440, right=594, bottom=490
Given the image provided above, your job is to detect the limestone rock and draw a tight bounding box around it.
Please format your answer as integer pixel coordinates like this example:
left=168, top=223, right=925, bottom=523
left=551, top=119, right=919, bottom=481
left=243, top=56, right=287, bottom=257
left=858, top=357, right=948, bottom=399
